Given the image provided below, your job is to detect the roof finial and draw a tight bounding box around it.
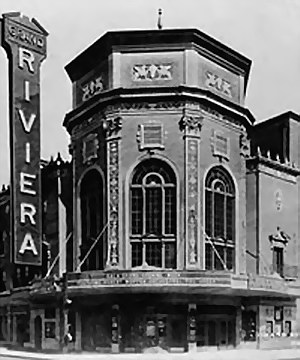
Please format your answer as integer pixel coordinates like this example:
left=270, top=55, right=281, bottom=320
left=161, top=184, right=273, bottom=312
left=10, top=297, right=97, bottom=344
left=157, top=8, right=163, bottom=30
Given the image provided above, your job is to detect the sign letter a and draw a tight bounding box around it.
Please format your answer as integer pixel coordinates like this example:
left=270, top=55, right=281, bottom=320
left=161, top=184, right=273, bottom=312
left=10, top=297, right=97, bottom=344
left=19, top=233, right=38, bottom=255
left=18, top=110, right=36, bottom=133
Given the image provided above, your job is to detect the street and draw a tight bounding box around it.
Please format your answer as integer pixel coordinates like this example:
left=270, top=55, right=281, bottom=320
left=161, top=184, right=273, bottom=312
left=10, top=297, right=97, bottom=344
left=2, top=349, right=300, bottom=360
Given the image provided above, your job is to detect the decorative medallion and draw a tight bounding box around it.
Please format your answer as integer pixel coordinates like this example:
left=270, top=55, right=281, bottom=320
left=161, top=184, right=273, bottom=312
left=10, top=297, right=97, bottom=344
left=240, top=131, right=251, bottom=158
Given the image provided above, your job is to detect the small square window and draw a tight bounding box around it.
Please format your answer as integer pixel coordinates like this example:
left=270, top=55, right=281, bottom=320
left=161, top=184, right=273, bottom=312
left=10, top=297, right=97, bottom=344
left=137, top=123, right=164, bottom=150
left=82, top=133, right=99, bottom=164
left=212, top=130, right=229, bottom=160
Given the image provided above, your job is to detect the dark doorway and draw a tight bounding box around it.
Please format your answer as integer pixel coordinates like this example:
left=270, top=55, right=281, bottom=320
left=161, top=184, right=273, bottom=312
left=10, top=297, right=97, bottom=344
left=34, top=316, right=42, bottom=350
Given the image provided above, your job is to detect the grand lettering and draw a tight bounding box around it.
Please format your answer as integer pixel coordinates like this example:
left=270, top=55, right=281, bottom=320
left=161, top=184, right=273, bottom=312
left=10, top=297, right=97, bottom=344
left=8, top=24, right=44, bottom=49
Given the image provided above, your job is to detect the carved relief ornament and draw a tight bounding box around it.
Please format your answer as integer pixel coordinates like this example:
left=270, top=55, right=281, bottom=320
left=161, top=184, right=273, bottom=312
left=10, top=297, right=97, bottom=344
left=179, top=112, right=203, bottom=134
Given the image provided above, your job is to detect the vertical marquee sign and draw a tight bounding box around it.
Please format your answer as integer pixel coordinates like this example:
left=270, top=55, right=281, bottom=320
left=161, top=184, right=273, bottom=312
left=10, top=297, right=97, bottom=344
left=1, top=13, right=47, bottom=265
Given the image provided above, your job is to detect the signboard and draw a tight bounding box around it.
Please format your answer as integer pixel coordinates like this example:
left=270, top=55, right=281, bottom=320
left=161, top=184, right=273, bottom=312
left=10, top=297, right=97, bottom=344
left=248, top=274, right=287, bottom=293
left=1, top=13, right=47, bottom=265
left=68, top=270, right=232, bottom=287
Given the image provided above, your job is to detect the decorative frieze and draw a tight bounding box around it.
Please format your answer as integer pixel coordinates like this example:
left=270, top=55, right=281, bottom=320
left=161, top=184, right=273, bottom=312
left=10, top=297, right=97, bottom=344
left=132, top=64, right=172, bottom=81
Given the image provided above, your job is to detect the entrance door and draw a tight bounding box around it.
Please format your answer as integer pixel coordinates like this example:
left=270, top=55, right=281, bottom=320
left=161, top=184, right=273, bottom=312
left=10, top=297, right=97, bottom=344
left=34, top=316, right=42, bottom=350
left=144, top=315, right=167, bottom=349
left=196, top=317, right=235, bottom=348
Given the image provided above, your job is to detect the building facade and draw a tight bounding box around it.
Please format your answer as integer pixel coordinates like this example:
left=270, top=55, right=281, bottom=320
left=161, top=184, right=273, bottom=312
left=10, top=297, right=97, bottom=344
left=1, top=26, right=300, bottom=353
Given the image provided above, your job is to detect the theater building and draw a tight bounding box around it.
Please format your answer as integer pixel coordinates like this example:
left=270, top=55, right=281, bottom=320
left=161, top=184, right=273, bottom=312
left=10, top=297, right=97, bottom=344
left=1, top=22, right=300, bottom=353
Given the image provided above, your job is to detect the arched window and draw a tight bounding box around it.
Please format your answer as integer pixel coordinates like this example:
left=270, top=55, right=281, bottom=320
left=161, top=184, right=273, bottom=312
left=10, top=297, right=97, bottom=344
left=130, top=159, right=177, bottom=269
left=80, top=169, right=105, bottom=271
left=205, top=166, right=235, bottom=271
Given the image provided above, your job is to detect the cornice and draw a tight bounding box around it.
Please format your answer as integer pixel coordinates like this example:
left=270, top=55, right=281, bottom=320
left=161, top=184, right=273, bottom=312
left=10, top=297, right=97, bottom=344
left=64, top=86, right=255, bottom=134
left=247, top=155, right=300, bottom=177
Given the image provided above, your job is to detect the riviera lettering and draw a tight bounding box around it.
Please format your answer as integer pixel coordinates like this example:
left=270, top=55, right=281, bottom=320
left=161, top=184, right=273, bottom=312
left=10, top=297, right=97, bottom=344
left=17, top=47, right=38, bottom=257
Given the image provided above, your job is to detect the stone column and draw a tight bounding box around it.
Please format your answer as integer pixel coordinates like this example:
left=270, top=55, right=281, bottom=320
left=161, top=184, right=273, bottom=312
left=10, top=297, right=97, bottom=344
left=7, top=306, right=11, bottom=343
left=187, top=304, right=197, bottom=352
left=12, top=314, right=17, bottom=344
left=179, top=108, right=203, bottom=269
left=74, top=310, right=81, bottom=351
left=111, top=304, right=120, bottom=353
left=105, top=115, right=122, bottom=269
left=236, top=306, right=242, bottom=347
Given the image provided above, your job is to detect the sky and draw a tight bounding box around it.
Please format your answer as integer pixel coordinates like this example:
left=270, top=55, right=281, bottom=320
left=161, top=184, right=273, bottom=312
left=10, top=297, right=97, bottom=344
left=0, top=0, right=300, bottom=185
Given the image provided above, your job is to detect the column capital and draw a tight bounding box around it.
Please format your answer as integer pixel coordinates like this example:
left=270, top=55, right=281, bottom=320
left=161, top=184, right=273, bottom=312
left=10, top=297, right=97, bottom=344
left=179, top=109, right=203, bottom=135
left=103, top=115, right=122, bottom=139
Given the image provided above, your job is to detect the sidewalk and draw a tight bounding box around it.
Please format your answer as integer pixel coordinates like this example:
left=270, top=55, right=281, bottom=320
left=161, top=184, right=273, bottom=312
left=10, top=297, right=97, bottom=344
left=1, top=348, right=300, bottom=360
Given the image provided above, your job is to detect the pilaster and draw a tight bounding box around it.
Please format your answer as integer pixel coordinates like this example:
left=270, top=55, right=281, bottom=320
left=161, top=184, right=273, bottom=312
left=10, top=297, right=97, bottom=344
left=179, top=108, right=203, bottom=269
left=105, top=115, right=122, bottom=269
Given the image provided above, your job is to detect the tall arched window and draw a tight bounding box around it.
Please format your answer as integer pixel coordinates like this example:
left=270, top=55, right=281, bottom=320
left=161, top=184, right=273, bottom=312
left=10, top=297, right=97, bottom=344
left=130, top=159, right=177, bottom=269
left=80, top=169, right=105, bottom=271
left=205, top=166, right=235, bottom=271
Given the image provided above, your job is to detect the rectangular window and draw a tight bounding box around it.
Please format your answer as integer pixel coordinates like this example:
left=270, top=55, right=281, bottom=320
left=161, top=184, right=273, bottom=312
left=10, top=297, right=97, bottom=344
left=285, top=321, right=291, bottom=337
left=138, top=123, right=164, bottom=150
left=226, top=197, right=234, bottom=240
left=131, top=188, right=143, bottom=235
left=145, top=188, right=162, bottom=235
left=214, top=193, right=224, bottom=238
left=274, top=306, right=283, bottom=322
left=146, top=242, right=162, bottom=267
left=45, top=321, right=56, bottom=339
left=213, top=131, right=229, bottom=160
left=131, top=242, right=143, bottom=267
left=215, top=245, right=225, bottom=270
left=205, top=243, right=213, bottom=270
left=205, top=191, right=212, bottom=237
left=273, top=247, right=284, bottom=276
left=165, top=187, right=176, bottom=235
left=266, top=321, right=273, bottom=336
left=226, top=247, right=234, bottom=270
left=165, top=242, right=176, bottom=269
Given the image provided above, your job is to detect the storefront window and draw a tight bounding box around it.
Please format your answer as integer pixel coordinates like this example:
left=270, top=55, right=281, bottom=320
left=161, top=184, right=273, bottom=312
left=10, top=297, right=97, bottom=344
left=45, top=321, right=56, bottom=338
left=241, top=310, right=256, bottom=341
left=285, top=321, right=291, bottom=337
